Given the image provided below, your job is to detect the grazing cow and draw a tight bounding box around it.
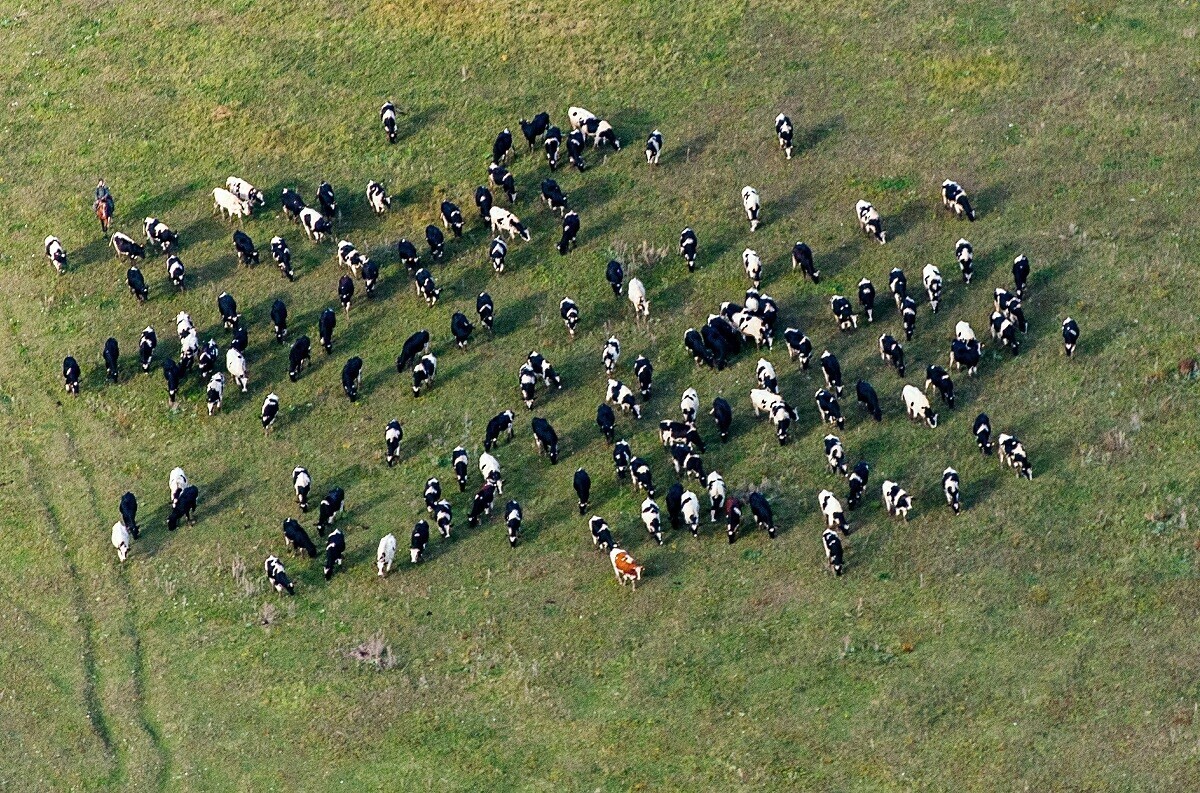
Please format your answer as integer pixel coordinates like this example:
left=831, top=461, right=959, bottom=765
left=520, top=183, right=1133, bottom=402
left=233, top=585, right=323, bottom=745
left=143, top=217, right=178, bottom=252
left=973, top=412, right=993, bottom=455
left=176, top=310, right=194, bottom=340
left=169, top=467, right=188, bottom=508
left=488, top=163, right=517, bottom=204
left=709, top=397, right=732, bottom=441
left=366, top=180, right=391, bottom=215
left=492, top=128, right=513, bottom=165
left=879, top=334, right=905, bottom=377
left=612, top=440, right=632, bottom=480
left=830, top=295, right=858, bottom=331
left=381, top=101, right=397, bottom=143
left=119, top=492, right=139, bottom=540
left=434, top=499, right=453, bottom=539
left=165, top=255, right=185, bottom=290
left=902, top=383, right=938, bottom=428
left=756, top=358, right=779, bottom=394
left=217, top=291, right=240, bottom=329
left=949, top=339, right=981, bottom=377
left=679, top=227, right=698, bottom=272
left=645, top=129, right=663, bottom=165
left=111, top=520, right=131, bottom=562
left=300, top=207, right=331, bottom=242
left=377, top=534, right=397, bottom=577
left=742, top=186, right=761, bottom=231
left=488, top=237, right=508, bottom=274
left=882, top=480, right=912, bottom=520
left=283, top=517, right=317, bottom=557
left=102, top=337, right=119, bottom=382
left=226, top=177, right=265, bottom=208
left=955, top=238, right=974, bottom=283
left=669, top=443, right=705, bottom=481
left=544, top=125, right=562, bottom=169
left=941, top=180, right=976, bottom=221
left=922, top=264, right=943, bottom=312
left=557, top=212, right=579, bottom=254
left=519, top=365, right=538, bottom=409
left=824, top=434, right=847, bottom=475
left=205, top=372, right=224, bottom=415
left=583, top=116, right=620, bottom=150
left=281, top=188, right=306, bottom=221
left=742, top=248, right=763, bottom=288
left=316, top=182, right=337, bottom=219
left=990, top=311, right=1020, bottom=355
left=602, top=336, right=621, bottom=374
left=568, top=106, right=596, bottom=130
left=820, top=351, right=843, bottom=395
left=684, top=328, right=717, bottom=369
left=226, top=348, right=248, bottom=392
left=994, top=289, right=1027, bottom=333
left=1012, top=254, right=1031, bottom=298
left=847, top=460, right=870, bottom=509
left=396, top=330, right=431, bottom=373
left=855, top=379, right=882, bottom=421
left=823, top=529, right=845, bottom=576
left=265, top=556, right=295, bottom=595
left=411, top=354, right=437, bottom=397
left=484, top=410, right=516, bottom=452
left=167, top=485, right=198, bottom=531
left=414, top=268, right=440, bottom=306
left=541, top=178, right=569, bottom=215
left=261, top=393, right=279, bottom=433
left=318, top=487, right=346, bottom=536
left=423, top=478, right=442, bottom=512
left=819, top=489, right=849, bottom=535
left=590, top=516, right=615, bottom=552
left=267, top=300, right=288, bottom=344
left=641, top=498, right=663, bottom=545
left=45, top=235, right=67, bottom=274
left=612, top=542, right=651, bottom=589
left=791, top=241, right=819, bottom=283
left=596, top=403, right=616, bottom=443
left=751, top=389, right=800, bottom=443
left=452, top=447, right=469, bottom=491
left=160, top=359, right=179, bottom=405
left=479, top=451, right=504, bottom=494
left=520, top=112, right=550, bottom=148
left=574, top=468, right=591, bottom=514
left=663, top=483, right=684, bottom=529
left=707, top=314, right=740, bottom=355
left=468, top=484, right=497, bottom=527
left=606, top=378, right=642, bottom=419
left=212, top=188, right=251, bottom=220
left=775, top=113, right=794, bottom=158
left=748, top=492, right=776, bottom=538
left=901, top=297, right=917, bottom=341
left=179, top=331, right=198, bottom=373
left=450, top=312, right=474, bottom=350
left=724, top=496, right=743, bottom=543
left=384, top=417, right=403, bottom=467
left=473, top=292, right=495, bottom=333
left=426, top=225, right=445, bottom=260
left=488, top=206, right=530, bottom=241
left=943, top=468, right=961, bottom=514
left=268, top=236, right=294, bottom=281
left=998, top=433, right=1033, bottom=479
left=342, top=239, right=369, bottom=274
left=341, top=357, right=363, bottom=401
left=680, top=387, right=700, bottom=425
left=848, top=280, right=873, bottom=327
left=783, top=327, right=813, bottom=369
left=627, top=278, right=649, bottom=318
left=361, top=261, right=382, bottom=296
left=1062, top=317, right=1079, bottom=356
left=126, top=266, right=149, bottom=303
left=504, top=500, right=522, bottom=547
left=888, top=267, right=908, bottom=310
left=855, top=199, right=886, bottom=244
left=633, top=355, right=653, bottom=398
left=815, top=388, right=845, bottom=430
left=531, top=416, right=559, bottom=464
left=441, top=200, right=465, bottom=237
left=631, top=457, right=654, bottom=496
left=605, top=259, right=624, bottom=296
left=659, top=420, right=705, bottom=453
left=289, top=336, right=311, bottom=382
left=925, top=365, right=955, bottom=408
left=681, top=489, right=702, bottom=537
left=324, top=529, right=346, bottom=579
left=292, top=467, right=311, bottom=512
left=319, top=307, right=338, bottom=350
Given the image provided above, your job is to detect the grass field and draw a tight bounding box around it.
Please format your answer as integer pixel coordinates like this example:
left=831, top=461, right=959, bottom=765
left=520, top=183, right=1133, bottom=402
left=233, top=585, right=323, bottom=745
left=1, top=1, right=1198, bottom=789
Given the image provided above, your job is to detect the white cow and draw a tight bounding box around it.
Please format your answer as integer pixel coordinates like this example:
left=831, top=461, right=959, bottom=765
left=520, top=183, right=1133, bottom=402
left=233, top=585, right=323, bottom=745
left=855, top=199, right=886, bottom=244
left=212, top=187, right=251, bottom=220
left=902, top=384, right=938, bottom=428
left=377, top=534, right=397, bottom=577
left=488, top=206, right=530, bottom=241
left=627, top=278, right=649, bottom=317
left=742, top=187, right=761, bottom=231
left=111, top=521, right=131, bottom=562
left=169, top=467, right=188, bottom=506
left=882, top=480, right=912, bottom=520
left=568, top=106, right=596, bottom=130
left=705, top=471, right=726, bottom=523
left=226, top=177, right=264, bottom=207
left=681, top=489, right=701, bottom=536
left=226, top=348, right=248, bottom=392
left=479, top=452, right=503, bottom=494
left=818, top=489, right=848, bottom=534
left=680, top=387, right=699, bottom=424
left=743, top=248, right=763, bottom=287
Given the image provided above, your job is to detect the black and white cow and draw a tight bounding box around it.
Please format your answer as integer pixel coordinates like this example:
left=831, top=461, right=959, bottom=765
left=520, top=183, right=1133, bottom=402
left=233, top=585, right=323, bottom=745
left=756, top=357, right=778, bottom=394
left=882, top=480, right=912, bottom=520
left=411, top=354, right=437, bottom=397
left=820, top=351, right=843, bottom=395
left=468, top=483, right=496, bottom=527
left=998, top=433, right=1033, bottom=480
left=680, top=387, right=700, bottom=425
left=556, top=211, right=580, bottom=256
left=531, top=417, right=559, bottom=464
left=414, top=268, right=440, bottom=306
left=605, top=259, right=624, bottom=296
left=103, top=337, right=119, bottom=382
left=474, top=292, right=494, bottom=333
left=823, top=529, right=845, bottom=576
left=602, top=336, right=621, bottom=374
left=268, top=236, right=293, bottom=281
left=261, top=393, right=279, bottom=434
left=230, top=326, right=248, bottom=354
left=341, top=357, right=362, bottom=401
left=641, top=497, right=663, bottom=545
left=217, top=291, right=240, bottom=329
left=973, top=412, right=993, bottom=455
left=433, top=499, right=452, bottom=540
left=943, top=468, right=961, bottom=515
left=888, top=267, right=907, bottom=310
left=160, top=358, right=179, bottom=405
left=396, top=330, right=431, bottom=373
left=704, top=471, right=726, bottom=525
left=300, top=207, right=331, bottom=242
left=681, top=489, right=701, bottom=537
left=724, top=496, right=743, bottom=543
left=791, top=241, right=819, bottom=283
left=830, top=295, right=857, bottom=331
left=645, top=130, right=663, bottom=165
left=902, top=384, right=938, bottom=428
left=544, top=125, right=563, bottom=169
left=339, top=274, right=355, bottom=314
left=574, top=467, right=591, bottom=514
left=137, top=327, right=156, bottom=373
left=381, top=101, right=397, bottom=143
left=520, top=112, right=550, bottom=149
left=922, top=264, right=943, bottom=313
left=669, top=443, right=705, bottom=481
left=606, top=379, right=642, bottom=419
left=557, top=297, right=580, bottom=337
left=679, top=227, right=698, bottom=272
left=857, top=277, right=876, bottom=322
left=901, top=296, right=917, bottom=341
left=941, top=180, right=976, bottom=221
left=323, top=528, right=346, bottom=579
left=879, top=334, right=905, bottom=377
left=425, top=224, right=445, bottom=260
left=451, top=311, right=474, bottom=350
left=111, top=232, right=146, bottom=262
left=528, top=350, right=564, bottom=391
left=659, top=420, right=705, bottom=453
left=118, top=491, right=139, bottom=540
left=847, top=460, right=870, bottom=509
left=289, top=336, right=311, bottom=382
left=452, top=447, right=469, bottom=491
left=742, top=186, right=761, bottom=231
left=492, top=128, right=513, bottom=165
left=994, top=289, right=1027, bottom=333
left=408, top=521, right=429, bottom=563
left=818, top=489, right=849, bottom=535
left=775, top=113, right=794, bottom=159
left=424, top=477, right=442, bottom=512
left=1062, top=317, right=1079, bottom=356
left=855, top=379, right=882, bottom=421
left=45, top=235, right=67, bottom=274
left=167, top=485, right=199, bottom=531
left=582, top=115, right=620, bottom=150
left=949, top=336, right=980, bottom=376
left=179, top=331, right=198, bottom=373
left=143, top=217, right=178, bottom=252
left=488, top=163, right=517, bottom=202
left=596, top=403, right=616, bottom=443
left=316, top=181, right=337, bottom=219
left=684, top=328, right=717, bottom=369
left=489, top=237, right=508, bottom=274
left=126, top=266, right=149, bottom=303
left=366, top=180, right=391, bottom=214
left=205, top=372, right=224, bottom=415
left=1012, top=254, right=1031, bottom=298
left=519, top=364, right=538, bottom=409
left=504, top=500, right=522, bottom=547
left=317, top=487, right=346, bottom=536
left=394, top=238, right=419, bottom=272
left=709, top=397, right=732, bottom=441
left=441, top=200, right=465, bottom=237
left=783, top=327, right=813, bottom=369
left=742, top=248, right=763, bottom=288
left=590, top=515, right=615, bottom=552
left=630, top=456, right=655, bottom=497
left=284, top=517, right=317, bottom=557
left=953, top=238, right=974, bottom=283
left=748, top=492, right=776, bottom=539
left=990, top=311, right=1020, bottom=355
left=751, top=389, right=800, bottom=443
left=856, top=199, right=886, bottom=244
left=541, top=178, right=569, bottom=215
left=292, top=466, right=311, bottom=512
left=225, top=177, right=264, bottom=208
left=634, top=355, right=653, bottom=398
left=612, top=439, right=632, bottom=480
left=233, top=230, right=258, bottom=266
left=281, top=188, right=306, bottom=221
left=815, top=388, right=845, bottom=430
left=925, top=365, right=955, bottom=409
left=824, top=434, right=847, bottom=475
left=165, top=254, right=185, bottom=290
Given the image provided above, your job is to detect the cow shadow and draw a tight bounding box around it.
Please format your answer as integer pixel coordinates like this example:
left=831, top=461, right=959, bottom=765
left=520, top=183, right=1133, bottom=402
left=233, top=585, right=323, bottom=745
left=495, top=290, right=546, bottom=336
left=668, top=128, right=718, bottom=166
left=795, top=115, right=843, bottom=156
left=970, top=182, right=1010, bottom=221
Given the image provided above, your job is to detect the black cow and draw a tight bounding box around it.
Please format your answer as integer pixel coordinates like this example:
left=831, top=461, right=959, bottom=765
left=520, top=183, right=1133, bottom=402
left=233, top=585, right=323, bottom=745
left=879, top=334, right=905, bottom=376
left=566, top=128, right=587, bottom=171
left=384, top=420, right=403, bottom=467
left=281, top=188, right=306, bottom=221
left=474, top=186, right=493, bottom=220
left=318, top=308, right=336, bottom=353
left=684, top=328, right=717, bottom=369
left=574, top=468, right=591, bottom=514
left=665, top=482, right=684, bottom=529
left=267, top=300, right=287, bottom=343
left=725, top=496, right=743, bottom=544
left=441, top=201, right=465, bottom=237
left=816, top=388, right=845, bottom=430
left=857, top=278, right=876, bottom=322
left=532, top=417, right=559, bottom=464
left=943, top=468, right=962, bottom=515
left=633, top=355, right=653, bottom=398
left=520, top=112, right=550, bottom=148
left=362, top=261, right=379, bottom=296
left=126, top=266, right=149, bottom=303
left=504, top=500, right=522, bottom=548
left=990, top=312, right=1020, bottom=355
left=973, top=412, right=993, bottom=455
left=144, top=218, right=179, bottom=253
left=396, top=330, right=430, bottom=373
left=270, top=236, right=294, bottom=281
left=381, top=101, right=397, bottom=143
left=217, top=291, right=240, bottom=329
left=631, top=457, right=655, bottom=497
left=1013, top=254, right=1030, bottom=298
left=119, top=492, right=139, bottom=539
left=338, top=275, right=354, bottom=314
left=468, top=483, right=496, bottom=527
left=488, top=163, right=517, bottom=202
left=452, top=447, right=469, bottom=491
left=699, top=324, right=730, bottom=370
left=1062, top=317, right=1079, bottom=356
left=161, top=358, right=179, bottom=405
left=748, top=492, right=776, bottom=538
left=820, top=350, right=843, bottom=395
left=557, top=211, right=579, bottom=255
left=541, top=179, right=569, bottom=215
left=492, top=128, right=513, bottom=164
left=679, top=228, right=698, bottom=272
left=855, top=379, right=882, bottom=421
left=341, top=357, right=362, bottom=401
left=283, top=517, right=317, bottom=558
left=167, top=485, right=198, bottom=531
left=595, top=403, right=616, bottom=443
left=484, top=410, right=516, bottom=451
left=605, top=259, right=623, bottom=296
left=317, top=181, right=337, bottom=218
left=519, top=365, right=538, bottom=409
left=138, top=327, right=156, bottom=372
left=419, top=226, right=444, bottom=263
left=451, top=312, right=474, bottom=350
left=710, top=397, right=732, bottom=441
left=544, top=125, right=562, bottom=169
left=423, top=478, right=442, bottom=512
left=233, top=230, right=258, bottom=266
left=324, top=528, right=346, bottom=579
left=103, top=337, right=119, bottom=382
left=289, top=336, right=311, bottom=382
left=888, top=267, right=907, bottom=309
left=317, top=487, right=345, bottom=536
left=941, top=179, right=976, bottom=221
left=475, top=292, right=494, bottom=333
left=230, top=325, right=248, bottom=353
left=925, top=365, right=955, bottom=408
left=847, top=461, right=869, bottom=509
left=783, top=327, right=813, bottom=369
left=612, top=439, right=632, bottom=479
left=792, top=241, right=820, bottom=283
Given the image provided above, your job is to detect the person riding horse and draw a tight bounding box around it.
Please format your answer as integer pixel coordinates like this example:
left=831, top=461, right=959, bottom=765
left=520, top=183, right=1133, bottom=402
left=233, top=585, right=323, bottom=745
left=94, top=179, right=114, bottom=233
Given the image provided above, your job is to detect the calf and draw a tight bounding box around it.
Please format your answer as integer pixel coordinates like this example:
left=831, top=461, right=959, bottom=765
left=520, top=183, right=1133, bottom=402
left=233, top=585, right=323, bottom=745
left=270, top=300, right=288, bottom=343
left=409, top=521, right=429, bottom=564
left=955, top=238, right=974, bottom=283
left=1062, top=317, right=1079, bottom=356
left=504, top=500, right=522, bottom=547
left=479, top=451, right=504, bottom=494
left=902, top=383, right=938, bottom=428
left=1012, top=254, right=1031, bottom=298
left=489, top=237, right=508, bottom=274
left=488, top=206, right=530, bottom=241
left=681, top=489, right=701, bottom=537
left=166, top=255, right=185, bottom=290
left=941, top=179, right=976, bottom=221
left=901, top=296, right=917, bottom=341
left=792, top=241, right=819, bottom=283
left=451, top=312, right=474, bottom=350
left=680, top=388, right=700, bottom=425
left=318, top=308, right=336, bottom=353
left=645, top=129, right=663, bottom=164
left=641, top=497, right=663, bottom=545
left=492, top=128, right=513, bottom=165
left=112, top=521, right=131, bottom=562
left=544, top=125, right=562, bottom=169
left=441, top=200, right=465, bottom=237
left=574, top=468, right=591, bottom=514
left=212, top=187, right=251, bottom=221
left=856, top=199, right=886, bottom=244
left=925, top=365, right=955, bottom=408
left=824, top=434, right=847, bottom=475
left=366, top=180, right=391, bottom=214
left=847, top=460, right=870, bottom=509
left=684, top=328, right=716, bottom=369
left=226, top=348, right=248, bottom=392
left=283, top=517, right=317, bottom=557
left=610, top=548, right=643, bottom=589
left=775, top=113, right=794, bottom=159
left=531, top=416, right=559, bottom=464
left=103, top=337, right=119, bottom=382
left=261, top=393, right=279, bottom=433
left=381, top=101, right=397, bottom=143
left=784, top=327, right=813, bottom=369
left=882, top=480, right=912, bottom=520
left=316, top=182, right=337, bottom=218
left=742, top=248, right=763, bottom=288
left=606, top=378, right=642, bottom=419
left=341, top=356, right=362, bottom=401
left=612, top=439, right=632, bottom=480
left=605, top=259, right=624, bottom=296
left=627, top=278, right=649, bottom=317
left=596, top=403, right=616, bottom=443
left=226, top=177, right=264, bottom=208
left=468, top=484, right=497, bottom=527
left=679, top=227, right=698, bottom=272
left=411, top=354, right=437, bottom=397
left=820, top=350, right=843, bottom=395
left=281, top=188, right=306, bottom=221
left=143, top=217, right=178, bottom=252
left=855, top=379, right=882, bottom=421
left=943, top=468, right=961, bottom=514
left=541, top=178, right=569, bottom=215
left=292, top=466, right=311, bottom=512
left=602, top=336, right=621, bottom=374
left=426, top=225, right=445, bottom=259
left=819, top=489, right=849, bottom=535
left=748, top=492, right=776, bottom=538
left=590, top=516, right=615, bottom=552
left=998, top=433, right=1033, bottom=479
left=922, top=263, right=943, bottom=313
left=857, top=277, right=875, bottom=322
left=396, top=330, right=431, bottom=372
left=270, top=237, right=294, bottom=280
left=830, top=295, right=858, bottom=331
left=823, top=529, right=845, bottom=576
left=476, top=292, right=494, bottom=333
left=414, top=268, right=440, bottom=306
left=265, top=556, right=294, bottom=594
left=815, top=388, right=844, bottom=430
left=742, top=186, right=761, bottom=231
left=452, top=447, right=469, bottom=491
left=434, top=499, right=453, bottom=539
left=488, top=163, right=517, bottom=202
left=289, top=336, right=311, bottom=381
left=879, top=334, right=905, bottom=377
left=377, top=534, right=397, bottom=577
left=324, top=529, right=346, bottom=579
left=520, top=112, right=550, bottom=148
left=300, top=207, right=331, bottom=242
left=973, top=412, right=993, bottom=455
left=484, top=410, right=516, bottom=451
left=119, top=492, right=139, bottom=539
left=317, top=487, right=345, bottom=536
left=709, top=397, right=732, bottom=441
left=126, top=266, right=149, bottom=303
left=218, top=291, right=240, bottom=329
left=45, top=235, right=67, bottom=274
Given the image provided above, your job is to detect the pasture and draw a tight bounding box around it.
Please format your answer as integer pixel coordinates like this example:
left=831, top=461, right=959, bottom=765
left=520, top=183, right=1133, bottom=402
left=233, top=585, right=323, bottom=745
left=1, top=0, right=1198, bottom=789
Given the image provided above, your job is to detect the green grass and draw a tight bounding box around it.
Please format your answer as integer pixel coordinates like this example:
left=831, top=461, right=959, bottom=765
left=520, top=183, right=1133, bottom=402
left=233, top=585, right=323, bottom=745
left=1, top=0, right=1198, bottom=789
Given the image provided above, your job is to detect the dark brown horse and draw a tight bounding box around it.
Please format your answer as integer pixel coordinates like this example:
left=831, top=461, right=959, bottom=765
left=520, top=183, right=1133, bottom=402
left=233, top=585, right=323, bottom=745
left=95, top=195, right=114, bottom=234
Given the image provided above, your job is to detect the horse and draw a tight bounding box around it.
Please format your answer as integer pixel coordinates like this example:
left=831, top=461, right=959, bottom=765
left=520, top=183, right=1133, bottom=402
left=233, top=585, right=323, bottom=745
left=95, top=195, right=114, bottom=234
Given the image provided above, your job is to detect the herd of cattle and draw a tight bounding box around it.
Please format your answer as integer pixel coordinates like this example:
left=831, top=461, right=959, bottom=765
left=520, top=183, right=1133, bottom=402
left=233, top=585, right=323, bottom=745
left=50, top=104, right=1080, bottom=592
